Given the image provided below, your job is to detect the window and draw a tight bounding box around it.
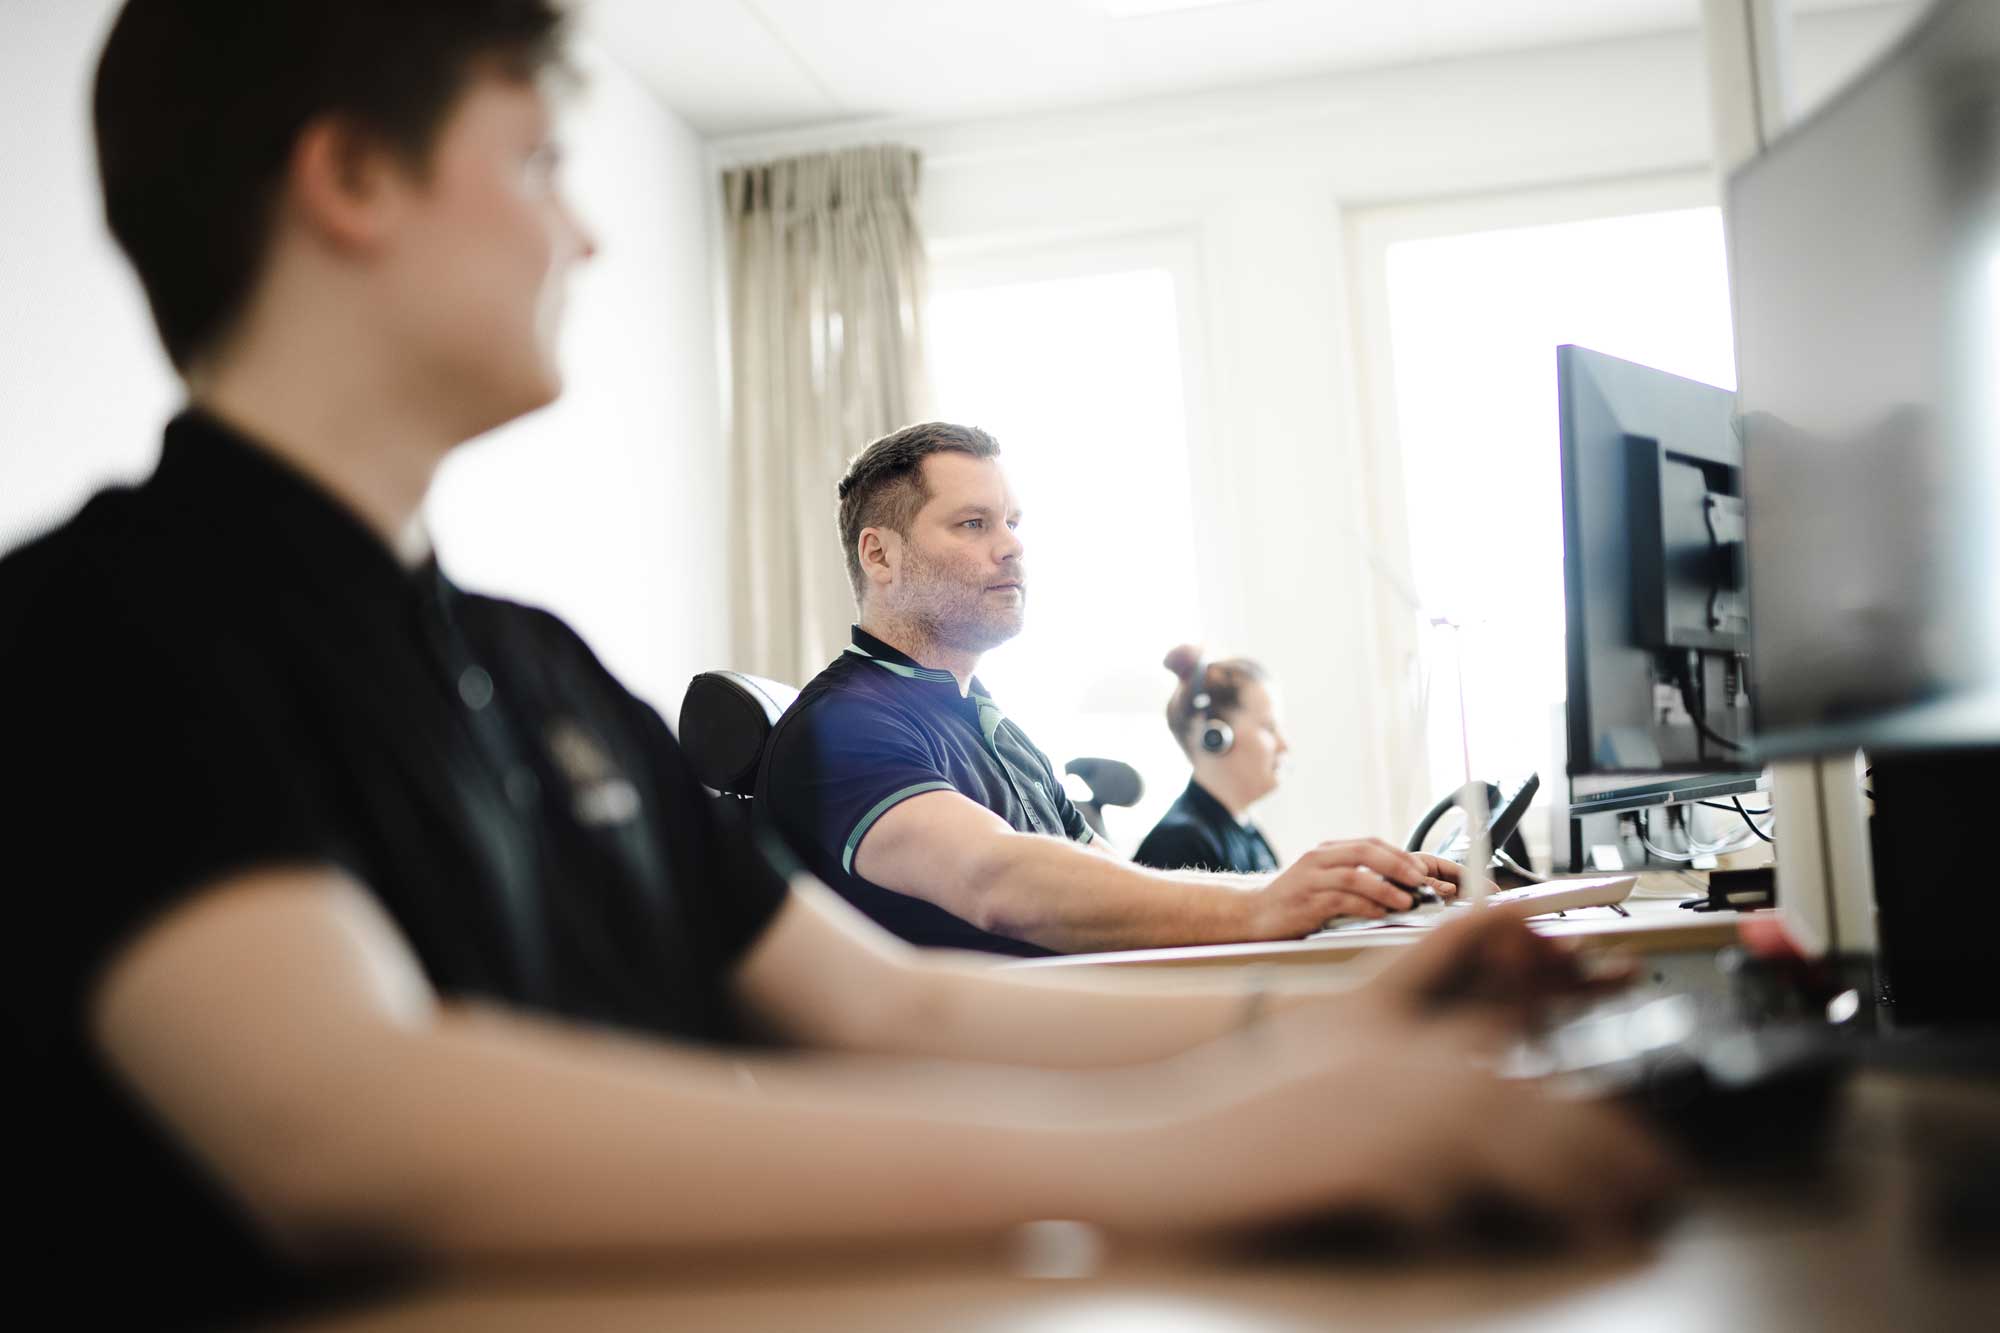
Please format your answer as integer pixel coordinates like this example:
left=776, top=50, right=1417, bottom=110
left=1377, top=203, right=1737, bottom=814
left=928, top=259, right=1204, bottom=845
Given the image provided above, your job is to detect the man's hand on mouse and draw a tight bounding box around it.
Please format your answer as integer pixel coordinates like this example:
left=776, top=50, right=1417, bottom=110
left=1248, top=840, right=1464, bottom=939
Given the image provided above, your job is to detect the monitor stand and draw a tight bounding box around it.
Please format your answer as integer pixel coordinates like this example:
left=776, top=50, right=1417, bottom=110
left=1771, top=753, right=1876, bottom=959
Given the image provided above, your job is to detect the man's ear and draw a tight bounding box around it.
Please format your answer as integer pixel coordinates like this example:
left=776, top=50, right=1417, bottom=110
left=285, top=116, right=407, bottom=253
left=858, top=527, right=899, bottom=590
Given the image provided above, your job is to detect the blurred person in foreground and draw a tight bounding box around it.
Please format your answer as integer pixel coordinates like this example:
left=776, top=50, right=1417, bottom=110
left=1131, top=646, right=1286, bottom=875
left=0, top=2, right=1679, bottom=1325
left=759, top=425, right=1457, bottom=957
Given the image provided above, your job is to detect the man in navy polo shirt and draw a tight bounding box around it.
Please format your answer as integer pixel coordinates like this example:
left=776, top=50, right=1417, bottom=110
left=759, top=423, right=1464, bottom=956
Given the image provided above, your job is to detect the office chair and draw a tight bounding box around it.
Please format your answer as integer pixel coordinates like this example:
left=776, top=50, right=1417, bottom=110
left=679, top=670, right=800, bottom=798
left=1063, top=757, right=1143, bottom=840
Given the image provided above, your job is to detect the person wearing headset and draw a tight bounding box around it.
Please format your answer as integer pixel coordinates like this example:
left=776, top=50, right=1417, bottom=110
left=1133, top=646, right=1293, bottom=875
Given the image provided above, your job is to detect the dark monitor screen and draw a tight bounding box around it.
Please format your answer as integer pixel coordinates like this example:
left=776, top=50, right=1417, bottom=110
left=1558, top=344, right=1759, bottom=786
left=1730, top=0, right=2000, bottom=757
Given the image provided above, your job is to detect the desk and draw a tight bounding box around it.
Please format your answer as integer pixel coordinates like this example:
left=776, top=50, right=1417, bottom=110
left=282, top=1071, right=2000, bottom=1332
left=1010, top=898, right=1748, bottom=974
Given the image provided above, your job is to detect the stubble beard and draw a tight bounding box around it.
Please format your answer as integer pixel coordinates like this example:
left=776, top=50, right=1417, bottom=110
left=899, top=542, right=1026, bottom=656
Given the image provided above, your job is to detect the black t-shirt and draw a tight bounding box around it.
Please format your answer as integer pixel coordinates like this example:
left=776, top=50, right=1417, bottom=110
left=756, top=627, right=1094, bottom=957
left=0, top=410, right=789, bottom=1325
left=1131, top=779, right=1279, bottom=876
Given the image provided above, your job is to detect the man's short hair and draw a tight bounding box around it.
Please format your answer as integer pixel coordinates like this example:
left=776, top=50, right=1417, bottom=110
left=836, top=422, right=1001, bottom=603
left=94, top=0, right=570, bottom=374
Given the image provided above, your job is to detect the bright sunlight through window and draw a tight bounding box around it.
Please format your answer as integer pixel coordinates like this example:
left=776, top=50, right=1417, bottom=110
left=1384, top=206, right=1736, bottom=801
left=929, top=267, right=1203, bottom=846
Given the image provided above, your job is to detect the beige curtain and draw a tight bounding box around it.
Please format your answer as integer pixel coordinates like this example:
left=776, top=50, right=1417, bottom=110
left=723, top=145, right=931, bottom=686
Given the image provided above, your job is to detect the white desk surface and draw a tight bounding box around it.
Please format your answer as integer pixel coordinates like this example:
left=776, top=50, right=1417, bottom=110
left=1008, top=896, right=1746, bottom=973
left=284, top=1072, right=2000, bottom=1333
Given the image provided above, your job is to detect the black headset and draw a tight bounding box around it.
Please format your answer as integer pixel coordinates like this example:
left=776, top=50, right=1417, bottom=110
left=1187, top=659, right=1235, bottom=756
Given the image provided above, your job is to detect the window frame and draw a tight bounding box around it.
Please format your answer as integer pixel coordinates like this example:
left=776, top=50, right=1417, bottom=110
left=924, top=228, right=1223, bottom=846
left=1341, top=170, right=1723, bottom=856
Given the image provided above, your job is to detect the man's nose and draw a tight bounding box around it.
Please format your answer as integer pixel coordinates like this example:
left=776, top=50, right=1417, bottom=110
left=561, top=195, right=600, bottom=263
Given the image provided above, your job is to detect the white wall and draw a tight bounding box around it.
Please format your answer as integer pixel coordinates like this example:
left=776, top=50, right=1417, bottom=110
left=0, top=1, right=179, bottom=550
left=706, top=4, right=1919, bottom=854
left=428, top=42, right=727, bottom=721
left=0, top=4, right=726, bottom=723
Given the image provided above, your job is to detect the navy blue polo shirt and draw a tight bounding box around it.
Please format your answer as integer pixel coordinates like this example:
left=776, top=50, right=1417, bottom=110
left=1131, top=779, right=1279, bottom=875
left=756, top=627, right=1094, bottom=957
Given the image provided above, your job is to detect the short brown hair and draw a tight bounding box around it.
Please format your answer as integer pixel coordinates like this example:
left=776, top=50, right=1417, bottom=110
left=836, top=422, right=1001, bottom=603
left=94, top=0, right=570, bottom=374
left=1162, top=644, right=1270, bottom=753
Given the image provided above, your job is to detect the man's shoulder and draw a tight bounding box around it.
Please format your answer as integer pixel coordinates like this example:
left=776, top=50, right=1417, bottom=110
left=774, top=651, right=910, bottom=733
left=448, top=589, right=675, bottom=754
left=758, top=652, right=938, bottom=793
left=452, top=586, right=599, bottom=665
left=0, top=485, right=177, bottom=655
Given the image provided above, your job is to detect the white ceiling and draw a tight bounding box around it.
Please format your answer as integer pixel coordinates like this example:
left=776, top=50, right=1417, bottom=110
left=586, top=0, right=1900, bottom=139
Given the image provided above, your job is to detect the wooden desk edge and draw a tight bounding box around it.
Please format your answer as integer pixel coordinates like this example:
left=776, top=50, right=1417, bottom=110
left=1007, top=904, right=1746, bottom=971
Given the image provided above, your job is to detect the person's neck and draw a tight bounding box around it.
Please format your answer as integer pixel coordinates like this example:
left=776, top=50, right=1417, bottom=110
left=1192, top=771, right=1256, bottom=822
left=192, top=329, right=461, bottom=570
left=858, top=610, right=981, bottom=694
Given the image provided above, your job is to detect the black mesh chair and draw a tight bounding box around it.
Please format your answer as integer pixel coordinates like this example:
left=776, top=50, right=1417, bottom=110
left=679, top=670, right=800, bottom=799
left=1063, top=757, right=1143, bottom=840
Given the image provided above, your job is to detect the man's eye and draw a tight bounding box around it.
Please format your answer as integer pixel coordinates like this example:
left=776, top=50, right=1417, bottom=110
left=963, top=519, right=984, bottom=530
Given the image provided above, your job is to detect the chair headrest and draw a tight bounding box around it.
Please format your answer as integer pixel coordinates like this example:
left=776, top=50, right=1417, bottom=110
left=1064, top=757, right=1144, bottom=809
left=680, top=670, right=800, bottom=796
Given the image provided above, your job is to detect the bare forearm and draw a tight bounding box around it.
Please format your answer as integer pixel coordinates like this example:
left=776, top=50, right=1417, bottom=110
left=876, top=957, right=1363, bottom=1069
left=978, top=835, right=1271, bottom=952
left=270, top=1004, right=1176, bottom=1265
left=738, top=888, right=1363, bottom=1072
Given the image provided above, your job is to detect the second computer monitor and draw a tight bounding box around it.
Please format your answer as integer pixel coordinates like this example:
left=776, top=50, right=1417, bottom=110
left=1729, top=0, right=2000, bottom=758
left=1558, top=344, right=1759, bottom=786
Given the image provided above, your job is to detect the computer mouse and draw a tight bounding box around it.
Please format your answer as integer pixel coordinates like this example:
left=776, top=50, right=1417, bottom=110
left=1309, top=884, right=1447, bottom=935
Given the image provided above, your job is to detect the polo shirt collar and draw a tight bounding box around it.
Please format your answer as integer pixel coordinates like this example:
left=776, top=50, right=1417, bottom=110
left=846, top=625, right=990, bottom=699
left=155, top=406, right=441, bottom=606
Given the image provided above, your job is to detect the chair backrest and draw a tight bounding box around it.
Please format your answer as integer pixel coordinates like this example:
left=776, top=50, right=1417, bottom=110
left=1063, top=756, right=1144, bottom=839
left=679, top=670, right=800, bottom=797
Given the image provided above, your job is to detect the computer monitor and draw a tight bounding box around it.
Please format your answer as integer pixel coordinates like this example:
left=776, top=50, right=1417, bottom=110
left=1556, top=346, right=1761, bottom=868
left=1730, top=0, right=2000, bottom=758
left=1728, top=0, right=1999, bottom=997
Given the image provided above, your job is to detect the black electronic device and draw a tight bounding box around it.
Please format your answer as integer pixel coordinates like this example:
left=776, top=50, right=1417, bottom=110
left=1521, top=998, right=1850, bottom=1165
left=1730, top=0, right=2000, bottom=758
left=1187, top=657, right=1234, bottom=756
left=1406, top=773, right=1538, bottom=873
left=1559, top=345, right=1757, bottom=773
left=1727, top=0, right=2000, bottom=1022
left=1555, top=346, right=1762, bottom=871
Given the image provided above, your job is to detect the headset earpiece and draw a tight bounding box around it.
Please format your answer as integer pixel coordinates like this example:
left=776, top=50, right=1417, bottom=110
left=1188, top=665, right=1235, bottom=756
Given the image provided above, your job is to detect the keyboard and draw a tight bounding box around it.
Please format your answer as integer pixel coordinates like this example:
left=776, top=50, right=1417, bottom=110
left=1482, top=874, right=1637, bottom=914
left=1511, top=993, right=1851, bottom=1164
left=1307, top=874, right=1637, bottom=936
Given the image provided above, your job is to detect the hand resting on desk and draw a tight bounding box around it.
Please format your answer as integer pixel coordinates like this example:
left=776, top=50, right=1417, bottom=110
left=1368, top=898, right=1640, bottom=1022
left=1128, top=913, right=1679, bottom=1240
